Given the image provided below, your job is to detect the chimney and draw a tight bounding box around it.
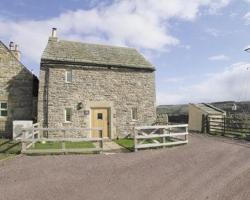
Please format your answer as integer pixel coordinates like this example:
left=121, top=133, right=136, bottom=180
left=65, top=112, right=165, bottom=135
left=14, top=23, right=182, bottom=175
left=14, top=44, right=21, bottom=60
left=52, top=27, right=57, bottom=38
left=49, top=28, right=58, bottom=42
left=9, top=41, right=14, bottom=50
left=9, top=42, right=21, bottom=61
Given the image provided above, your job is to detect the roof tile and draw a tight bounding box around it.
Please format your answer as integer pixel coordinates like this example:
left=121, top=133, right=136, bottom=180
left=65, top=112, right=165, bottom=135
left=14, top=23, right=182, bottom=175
left=41, top=38, right=154, bottom=70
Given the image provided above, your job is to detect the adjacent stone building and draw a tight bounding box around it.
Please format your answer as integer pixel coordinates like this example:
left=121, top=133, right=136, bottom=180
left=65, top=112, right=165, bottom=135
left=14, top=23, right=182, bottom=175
left=0, top=41, right=38, bottom=138
left=38, top=29, right=156, bottom=138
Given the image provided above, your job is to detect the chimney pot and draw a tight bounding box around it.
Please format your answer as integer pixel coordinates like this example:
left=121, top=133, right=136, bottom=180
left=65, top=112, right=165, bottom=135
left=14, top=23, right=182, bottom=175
left=9, top=41, right=14, bottom=50
left=15, top=44, right=19, bottom=51
left=52, top=27, right=57, bottom=38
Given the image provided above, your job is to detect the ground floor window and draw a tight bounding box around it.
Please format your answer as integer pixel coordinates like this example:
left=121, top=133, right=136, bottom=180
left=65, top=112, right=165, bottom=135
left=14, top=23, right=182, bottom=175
left=0, top=102, right=8, bottom=117
left=131, top=107, right=138, bottom=120
left=65, top=108, right=72, bottom=122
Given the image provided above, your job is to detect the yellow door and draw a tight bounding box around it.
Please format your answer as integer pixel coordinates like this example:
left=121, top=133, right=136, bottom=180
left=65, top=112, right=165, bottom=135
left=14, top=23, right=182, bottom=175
left=91, top=108, right=109, bottom=138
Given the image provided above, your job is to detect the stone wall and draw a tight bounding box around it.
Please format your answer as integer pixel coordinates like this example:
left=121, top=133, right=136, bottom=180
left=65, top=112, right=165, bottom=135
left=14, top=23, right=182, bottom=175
left=0, top=42, right=38, bottom=138
left=38, top=64, right=156, bottom=138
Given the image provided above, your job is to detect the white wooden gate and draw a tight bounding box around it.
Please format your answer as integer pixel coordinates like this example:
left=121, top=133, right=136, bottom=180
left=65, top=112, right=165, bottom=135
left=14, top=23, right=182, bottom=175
left=134, top=124, right=188, bottom=151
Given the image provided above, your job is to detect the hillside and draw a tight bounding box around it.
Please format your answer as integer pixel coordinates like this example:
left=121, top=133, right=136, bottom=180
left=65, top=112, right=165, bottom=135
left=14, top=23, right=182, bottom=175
left=157, top=101, right=250, bottom=123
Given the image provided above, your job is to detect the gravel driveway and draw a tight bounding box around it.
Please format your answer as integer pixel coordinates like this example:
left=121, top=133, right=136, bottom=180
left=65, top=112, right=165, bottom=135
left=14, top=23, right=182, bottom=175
left=0, top=134, right=249, bottom=200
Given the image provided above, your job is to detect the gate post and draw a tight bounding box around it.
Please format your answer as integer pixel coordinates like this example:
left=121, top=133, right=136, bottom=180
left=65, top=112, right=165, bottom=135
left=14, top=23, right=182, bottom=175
left=21, top=130, right=26, bottom=152
left=162, top=128, right=166, bottom=148
left=62, top=130, right=66, bottom=153
left=223, top=116, right=226, bottom=136
left=99, top=130, right=103, bottom=151
left=207, top=116, right=210, bottom=134
left=134, top=128, right=137, bottom=152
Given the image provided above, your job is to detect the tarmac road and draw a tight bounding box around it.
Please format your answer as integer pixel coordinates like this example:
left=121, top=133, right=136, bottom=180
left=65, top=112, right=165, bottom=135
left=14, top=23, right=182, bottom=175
left=0, top=134, right=249, bottom=200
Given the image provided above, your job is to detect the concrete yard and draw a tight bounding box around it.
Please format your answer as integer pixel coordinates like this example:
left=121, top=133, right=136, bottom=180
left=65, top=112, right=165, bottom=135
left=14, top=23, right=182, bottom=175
left=0, top=134, right=249, bottom=200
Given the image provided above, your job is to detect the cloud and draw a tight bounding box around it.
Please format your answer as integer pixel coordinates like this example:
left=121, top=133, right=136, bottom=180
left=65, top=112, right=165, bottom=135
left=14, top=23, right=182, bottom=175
left=208, top=54, right=230, bottom=61
left=243, top=12, right=250, bottom=25
left=205, top=28, right=221, bottom=37
left=157, top=92, right=184, bottom=105
left=157, top=62, right=250, bottom=105
left=163, top=77, right=185, bottom=83
left=0, top=0, right=231, bottom=70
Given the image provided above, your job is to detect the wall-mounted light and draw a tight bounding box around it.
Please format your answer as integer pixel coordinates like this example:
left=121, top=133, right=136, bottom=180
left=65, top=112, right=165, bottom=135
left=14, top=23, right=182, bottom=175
left=77, top=102, right=83, bottom=110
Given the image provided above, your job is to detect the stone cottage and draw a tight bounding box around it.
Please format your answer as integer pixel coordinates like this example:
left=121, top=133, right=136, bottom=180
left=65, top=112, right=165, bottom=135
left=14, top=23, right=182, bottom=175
left=0, top=41, right=39, bottom=138
left=38, top=28, right=156, bottom=138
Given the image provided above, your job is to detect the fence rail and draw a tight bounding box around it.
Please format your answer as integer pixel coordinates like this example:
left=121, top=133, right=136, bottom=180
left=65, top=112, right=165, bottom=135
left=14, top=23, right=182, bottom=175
left=207, top=116, right=250, bottom=139
left=134, top=124, right=188, bottom=152
left=19, top=126, right=103, bottom=154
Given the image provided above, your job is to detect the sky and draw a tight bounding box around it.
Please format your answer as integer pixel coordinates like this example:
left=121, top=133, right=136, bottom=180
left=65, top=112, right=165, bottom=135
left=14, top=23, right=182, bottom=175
left=1, top=0, right=250, bottom=105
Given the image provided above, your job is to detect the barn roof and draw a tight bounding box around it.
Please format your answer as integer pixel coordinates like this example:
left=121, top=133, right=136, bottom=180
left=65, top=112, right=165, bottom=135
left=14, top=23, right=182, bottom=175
left=194, top=103, right=225, bottom=115
left=41, top=37, right=154, bottom=70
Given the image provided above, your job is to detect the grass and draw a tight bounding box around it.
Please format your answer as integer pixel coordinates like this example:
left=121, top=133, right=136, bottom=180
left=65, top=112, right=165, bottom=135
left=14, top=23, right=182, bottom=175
left=114, top=138, right=158, bottom=151
left=0, top=139, right=96, bottom=157
left=0, top=153, right=16, bottom=160
left=114, top=138, right=134, bottom=151
left=0, top=139, right=21, bottom=160
left=115, top=137, right=178, bottom=152
left=30, top=141, right=95, bottom=150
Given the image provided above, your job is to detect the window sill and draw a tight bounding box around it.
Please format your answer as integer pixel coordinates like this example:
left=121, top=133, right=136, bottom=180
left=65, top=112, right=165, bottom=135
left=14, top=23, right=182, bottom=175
left=63, top=121, right=72, bottom=124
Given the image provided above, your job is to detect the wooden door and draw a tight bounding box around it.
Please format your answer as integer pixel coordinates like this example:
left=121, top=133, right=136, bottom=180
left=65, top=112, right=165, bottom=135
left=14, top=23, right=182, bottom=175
left=91, top=108, right=109, bottom=138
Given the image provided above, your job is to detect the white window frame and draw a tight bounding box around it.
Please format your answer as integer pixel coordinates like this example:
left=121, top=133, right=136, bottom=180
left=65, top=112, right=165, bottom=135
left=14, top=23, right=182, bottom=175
left=0, top=101, right=8, bottom=118
left=131, top=107, right=138, bottom=121
left=65, top=69, right=72, bottom=83
left=64, top=108, right=72, bottom=123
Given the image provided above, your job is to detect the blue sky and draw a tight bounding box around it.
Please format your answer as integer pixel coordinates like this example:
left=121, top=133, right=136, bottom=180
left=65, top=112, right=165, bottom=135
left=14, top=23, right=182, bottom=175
left=1, top=0, right=250, bottom=105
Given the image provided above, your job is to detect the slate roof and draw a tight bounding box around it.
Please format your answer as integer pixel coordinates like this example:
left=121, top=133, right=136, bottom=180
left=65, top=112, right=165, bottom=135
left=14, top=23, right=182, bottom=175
left=41, top=37, right=154, bottom=70
left=0, top=40, right=37, bottom=79
left=194, top=103, right=225, bottom=115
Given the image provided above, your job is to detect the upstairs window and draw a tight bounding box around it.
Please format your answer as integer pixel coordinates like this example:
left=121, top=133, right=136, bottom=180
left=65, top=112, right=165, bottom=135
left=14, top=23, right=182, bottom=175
left=65, top=70, right=72, bottom=83
left=131, top=107, right=138, bottom=121
left=65, top=108, right=72, bottom=122
left=0, top=102, right=8, bottom=117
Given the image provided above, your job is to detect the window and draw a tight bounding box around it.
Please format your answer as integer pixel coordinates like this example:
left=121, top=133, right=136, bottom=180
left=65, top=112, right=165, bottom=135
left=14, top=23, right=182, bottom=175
left=97, top=113, right=103, bottom=120
left=65, top=108, right=72, bottom=122
left=131, top=108, right=138, bottom=121
left=65, top=70, right=72, bottom=83
left=0, top=102, right=8, bottom=117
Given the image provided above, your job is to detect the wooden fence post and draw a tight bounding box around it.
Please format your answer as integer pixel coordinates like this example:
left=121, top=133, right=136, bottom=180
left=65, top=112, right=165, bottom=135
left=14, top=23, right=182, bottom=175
left=98, top=130, right=103, bottom=153
left=185, top=126, right=188, bottom=141
left=202, top=114, right=206, bottom=133
left=21, top=130, right=26, bottom=152
left=223, top=116, right=226, bottom=136
left=134, top=128, right=138, bottom=152
left=207, top=116, right=210, bottom=134
left=32, top=127, right=35, bottom=148
left=62, top=130, right=66, bottom=153
left=162, top=128, right=166, bottom=148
